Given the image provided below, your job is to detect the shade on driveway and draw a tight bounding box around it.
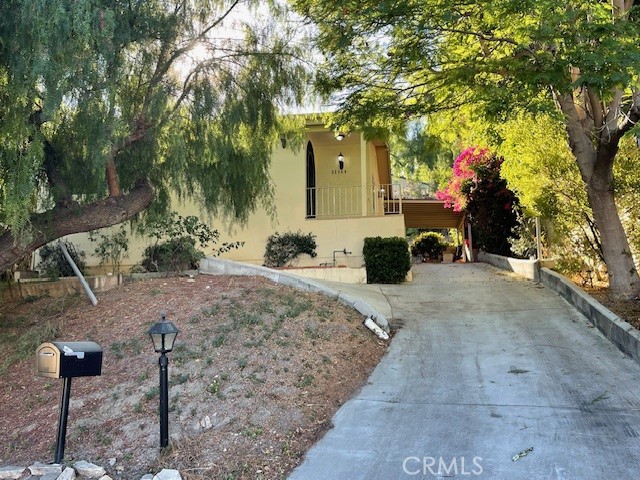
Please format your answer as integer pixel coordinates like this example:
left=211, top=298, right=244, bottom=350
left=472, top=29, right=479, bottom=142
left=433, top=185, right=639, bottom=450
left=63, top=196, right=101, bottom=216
left=289, top=263, right=640, bottom=479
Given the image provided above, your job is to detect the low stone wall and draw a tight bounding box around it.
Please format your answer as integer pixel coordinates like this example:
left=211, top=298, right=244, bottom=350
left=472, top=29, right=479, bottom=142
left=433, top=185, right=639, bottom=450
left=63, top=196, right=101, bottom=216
left=540, top=267, right=640, bottom=365
left=274, top=265, right=367, bottom=284
left=1, top=274, right=122, bottom=302
left=477, top=251, right=540, bottom=281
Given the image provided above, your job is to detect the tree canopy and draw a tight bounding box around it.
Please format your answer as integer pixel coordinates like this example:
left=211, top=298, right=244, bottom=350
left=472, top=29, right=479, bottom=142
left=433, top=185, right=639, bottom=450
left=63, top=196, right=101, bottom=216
left=295, top=0, right=640, bottom=297
left=0, top=0, right=310, bottom=271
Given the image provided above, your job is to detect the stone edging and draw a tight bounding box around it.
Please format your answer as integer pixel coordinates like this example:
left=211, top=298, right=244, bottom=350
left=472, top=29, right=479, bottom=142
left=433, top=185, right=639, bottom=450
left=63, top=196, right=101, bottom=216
left=199, top=257, right=390, bottom=332
left=477, top=251, right=541, bottom=281
left=539, top=267, right=640, bottom=365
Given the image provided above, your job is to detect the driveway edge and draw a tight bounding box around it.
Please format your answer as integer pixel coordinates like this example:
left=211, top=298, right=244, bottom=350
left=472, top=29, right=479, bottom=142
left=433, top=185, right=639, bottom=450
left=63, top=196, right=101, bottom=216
left=540, top=267, right=640, bottom=364
left=199, top=257, right=390, bottom=331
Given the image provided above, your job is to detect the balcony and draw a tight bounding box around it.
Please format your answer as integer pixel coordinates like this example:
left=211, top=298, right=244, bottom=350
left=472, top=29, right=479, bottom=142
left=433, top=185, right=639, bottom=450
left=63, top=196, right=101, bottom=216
left=306, top=184, right=402, bottom=219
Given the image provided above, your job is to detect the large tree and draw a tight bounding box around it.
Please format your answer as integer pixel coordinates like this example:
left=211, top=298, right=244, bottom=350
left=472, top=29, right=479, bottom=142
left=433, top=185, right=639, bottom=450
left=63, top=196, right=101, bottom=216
left=0, top=0, right=309, bottom=272
left=295, top=0, right=640, bottom=298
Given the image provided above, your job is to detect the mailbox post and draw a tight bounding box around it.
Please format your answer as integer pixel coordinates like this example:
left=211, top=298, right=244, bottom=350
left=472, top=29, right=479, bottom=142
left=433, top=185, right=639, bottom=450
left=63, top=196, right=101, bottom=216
left=36, top=341, right=103, bottom=463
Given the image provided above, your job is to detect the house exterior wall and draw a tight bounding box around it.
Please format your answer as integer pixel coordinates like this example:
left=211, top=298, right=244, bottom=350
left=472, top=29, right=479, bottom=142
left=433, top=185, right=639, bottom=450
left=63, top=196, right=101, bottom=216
left=60, top=126, right=406, bottom=273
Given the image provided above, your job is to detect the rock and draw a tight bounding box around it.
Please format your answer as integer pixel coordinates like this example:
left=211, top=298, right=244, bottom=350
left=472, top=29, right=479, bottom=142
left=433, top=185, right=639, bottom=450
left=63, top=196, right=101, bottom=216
left=28, top=462, right=62, bottom=476
left=152, top=469, right=182, bottom=480
left=98, top=476, right=113, bottom=480
left=57, top=467, right=76, bottom=480
left=73, top=461, right=106, bottom=478
left=0, top=465, right=26, bottom=479
left=40, top=474, right=60, bottom=480
left=108, top=458, right=117, bottom=467
left=200, top=415, right=212, bottom=430
left=139, top=475, right=154, bottom=480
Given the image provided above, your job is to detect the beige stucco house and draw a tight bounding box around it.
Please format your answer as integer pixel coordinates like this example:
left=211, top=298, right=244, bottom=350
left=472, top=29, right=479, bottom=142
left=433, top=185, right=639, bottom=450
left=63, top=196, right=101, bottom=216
left=63, top=118, right=411, bottom=278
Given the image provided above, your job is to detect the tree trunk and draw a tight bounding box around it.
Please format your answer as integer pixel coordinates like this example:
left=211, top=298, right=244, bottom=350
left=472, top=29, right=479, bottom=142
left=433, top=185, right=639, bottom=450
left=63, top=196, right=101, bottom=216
left=0, top=179, right=154, bottom=273
left=585, top=156, right=640, bottom=299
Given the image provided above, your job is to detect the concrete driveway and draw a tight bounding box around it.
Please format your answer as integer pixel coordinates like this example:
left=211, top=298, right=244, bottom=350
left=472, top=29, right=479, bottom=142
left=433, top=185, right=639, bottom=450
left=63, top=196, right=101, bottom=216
left=288, top=263, right=640, bottom=480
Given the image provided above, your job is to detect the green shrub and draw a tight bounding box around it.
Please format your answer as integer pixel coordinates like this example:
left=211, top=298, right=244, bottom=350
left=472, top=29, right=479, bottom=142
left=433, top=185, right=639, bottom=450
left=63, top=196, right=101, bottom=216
left=37, top=241, right=86, bottom=279
left=363, top=236, right=411, bottom=284
left=141, top=236, right=203, bottom=272
left=88, top=225, right=129, bottom=274
left=410, top=231, right=447, bottom=259
left=138, top=213, right=242, bottom=273
left=264, top=231, right=317, bottom=267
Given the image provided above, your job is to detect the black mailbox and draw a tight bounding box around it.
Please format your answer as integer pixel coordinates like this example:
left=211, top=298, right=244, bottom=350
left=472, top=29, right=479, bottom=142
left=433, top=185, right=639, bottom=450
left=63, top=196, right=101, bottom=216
left=36, top=341, right=103, bottom=378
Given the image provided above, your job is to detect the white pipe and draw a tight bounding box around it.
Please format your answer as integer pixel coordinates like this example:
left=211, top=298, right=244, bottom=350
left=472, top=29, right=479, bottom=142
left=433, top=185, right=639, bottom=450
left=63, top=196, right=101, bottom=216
left=364, top=317, right=389, bottom=340
left=59, top=242, right=98, bottom=306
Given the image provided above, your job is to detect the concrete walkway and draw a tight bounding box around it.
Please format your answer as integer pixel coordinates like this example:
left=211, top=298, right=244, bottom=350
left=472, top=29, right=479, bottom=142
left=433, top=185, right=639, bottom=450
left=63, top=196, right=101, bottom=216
left=289, top=263, right=640, bottom=480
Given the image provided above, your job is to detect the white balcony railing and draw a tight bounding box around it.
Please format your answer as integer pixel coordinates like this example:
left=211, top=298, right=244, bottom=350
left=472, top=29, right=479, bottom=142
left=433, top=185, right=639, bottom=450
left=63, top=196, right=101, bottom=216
left=306, top=184, right=401, bottom=219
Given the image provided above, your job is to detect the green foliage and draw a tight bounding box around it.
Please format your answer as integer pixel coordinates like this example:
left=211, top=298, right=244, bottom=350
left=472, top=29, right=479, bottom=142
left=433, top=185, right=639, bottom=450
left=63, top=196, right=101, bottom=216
left=37, top=241, right=86, bottom=279
left=437, top=147, right=519, bottom=256
left=463, top=156, right=520, bottom=257
left=508, top=214, right=539, bottom=260
left=410, top=232, right=447, bottom=259
left=141, top=237, right=203, bottom=273
left=264, top=231, right=317, bottom=268
left=0, top=0, right=311, bottom=267
left=296, top=0, right=640, bottom=294
left=139, top=212, right=242, bottom=272
left=296, top=0, right=640, bottom=127
left=88, top=226, right=129, bottom=275
left=363, top=237, right=411, bottom=284
left=389, top=119, right=455, bottom=194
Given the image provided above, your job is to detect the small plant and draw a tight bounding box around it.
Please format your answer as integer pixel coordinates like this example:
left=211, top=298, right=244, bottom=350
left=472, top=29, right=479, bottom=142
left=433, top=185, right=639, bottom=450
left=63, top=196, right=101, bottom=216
left=241, top=425, right=264, bottom=438
left=88, top=225, right=129, bottom=275
left=138, top=212, right=243, bottom=273
left=296, top=374, right=314, bottom=388
left=206, top=379, right=221, bottom=395
left=410, top=231, right=448, bottom=260
left=144, top=386, right=159, bottom=401
left=264, top=230, right=317, bottom=267
left=37, top=241, right=86, bottom=279
left=171, top=373, right=190, bottom=385
left=237, top=357, right=248, bottom=370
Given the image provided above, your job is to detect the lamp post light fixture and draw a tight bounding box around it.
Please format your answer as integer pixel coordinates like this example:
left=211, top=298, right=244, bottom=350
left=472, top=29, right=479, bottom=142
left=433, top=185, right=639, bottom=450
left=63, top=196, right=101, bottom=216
left=147, top=311, right=179, bottom=449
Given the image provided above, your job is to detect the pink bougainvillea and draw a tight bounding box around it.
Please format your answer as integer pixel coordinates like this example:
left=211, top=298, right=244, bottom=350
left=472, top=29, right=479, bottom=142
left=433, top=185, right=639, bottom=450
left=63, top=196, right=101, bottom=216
left=436, top=146, right=492, bottom=211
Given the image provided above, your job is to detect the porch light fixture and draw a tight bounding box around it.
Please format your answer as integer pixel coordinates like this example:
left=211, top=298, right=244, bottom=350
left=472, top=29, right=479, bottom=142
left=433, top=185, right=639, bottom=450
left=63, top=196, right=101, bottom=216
left=280, top=134, right=286, bottom=149
left=337, top=152, right=345, bottom=170
left=335, top=132, right=345, bottom=141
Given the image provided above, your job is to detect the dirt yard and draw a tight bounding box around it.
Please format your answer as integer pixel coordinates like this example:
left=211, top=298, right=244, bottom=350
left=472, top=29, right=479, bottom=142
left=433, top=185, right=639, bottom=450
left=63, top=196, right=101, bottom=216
left=584, top=286, right=640, bottom=331
left=0, top=275, right=388, bottom=479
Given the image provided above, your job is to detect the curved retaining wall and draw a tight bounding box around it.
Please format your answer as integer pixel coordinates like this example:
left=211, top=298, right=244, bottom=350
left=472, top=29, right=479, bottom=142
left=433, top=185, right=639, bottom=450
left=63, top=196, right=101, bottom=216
left=477, top=251, right=540, bottom=281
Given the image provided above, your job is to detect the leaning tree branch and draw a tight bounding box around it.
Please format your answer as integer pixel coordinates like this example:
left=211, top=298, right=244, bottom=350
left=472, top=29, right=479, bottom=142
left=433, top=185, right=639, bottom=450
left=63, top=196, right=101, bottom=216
left=0, top=179, right=154, bottom=273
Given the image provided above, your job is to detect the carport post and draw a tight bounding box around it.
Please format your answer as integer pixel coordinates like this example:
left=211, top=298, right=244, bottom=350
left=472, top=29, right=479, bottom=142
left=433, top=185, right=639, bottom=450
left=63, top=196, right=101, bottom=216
left=54, top=377, right=73, bottom=464
left=535, top=217, right=542, bottom=259
left=467, top=221, right=474, bottom=262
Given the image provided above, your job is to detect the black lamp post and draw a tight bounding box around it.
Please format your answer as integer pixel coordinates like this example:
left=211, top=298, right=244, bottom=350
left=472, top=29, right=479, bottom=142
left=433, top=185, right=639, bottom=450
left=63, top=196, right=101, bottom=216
left=147, top=311, right=179, bottom=448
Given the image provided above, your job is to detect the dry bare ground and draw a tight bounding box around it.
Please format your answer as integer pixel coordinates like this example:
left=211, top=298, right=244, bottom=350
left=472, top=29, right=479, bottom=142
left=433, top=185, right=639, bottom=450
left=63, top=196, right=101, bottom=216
left=0, top=275, right=388, bottom=479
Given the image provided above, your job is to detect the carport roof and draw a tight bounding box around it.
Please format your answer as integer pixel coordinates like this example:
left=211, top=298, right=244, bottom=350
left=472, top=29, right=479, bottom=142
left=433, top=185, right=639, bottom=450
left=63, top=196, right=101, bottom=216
left=402, top=199, right=465, bottom=229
